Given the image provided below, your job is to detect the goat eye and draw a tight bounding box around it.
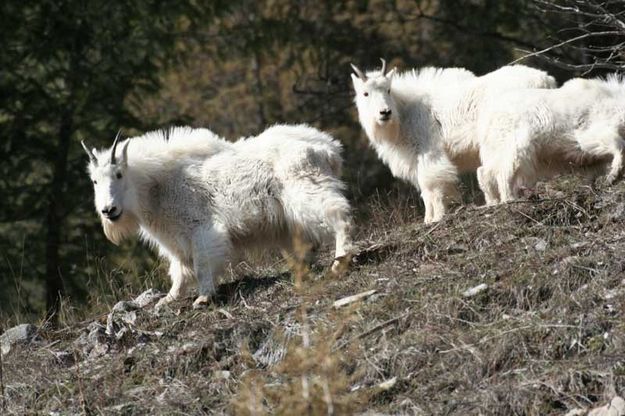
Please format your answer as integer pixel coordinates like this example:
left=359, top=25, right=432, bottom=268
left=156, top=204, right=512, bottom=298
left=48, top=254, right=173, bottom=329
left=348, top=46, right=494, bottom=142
left=387, top=89, right=390, bottom=94
left=92, top=180, right=97, bottom=185
left=363, top=92, right=369, bottom=97
left=116, top=172, right=122, bottom=179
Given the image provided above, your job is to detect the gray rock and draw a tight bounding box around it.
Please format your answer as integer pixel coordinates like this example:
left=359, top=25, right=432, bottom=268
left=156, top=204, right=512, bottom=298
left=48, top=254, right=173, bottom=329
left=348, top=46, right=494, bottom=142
left=106, top=312, right=121, bottom=337
left=112, top=300, right=138, bottom=313
left=133, top=289, right=164, bottom=308
left=534, top=238, right=548, bottom=251
left=87, top=323, right=107, bottom=345
left=1, top=324, right=38, bottom=356
left=89, top=341, right=110, bottom=359
left=115, top=327, right=131, bottom=341
left=121, top=311, right=137, bottom=326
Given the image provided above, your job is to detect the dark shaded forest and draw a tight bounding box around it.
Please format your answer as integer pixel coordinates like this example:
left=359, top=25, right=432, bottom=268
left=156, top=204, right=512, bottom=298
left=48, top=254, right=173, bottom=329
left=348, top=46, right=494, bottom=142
left=1, top=0, right=623, bottom=322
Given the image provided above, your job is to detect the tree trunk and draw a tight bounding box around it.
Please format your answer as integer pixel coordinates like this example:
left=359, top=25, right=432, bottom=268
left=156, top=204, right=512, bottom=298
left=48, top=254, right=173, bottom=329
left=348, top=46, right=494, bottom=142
left=251, top=50, right=267, bottom=128
left=45, top=112, right=73, bottom=320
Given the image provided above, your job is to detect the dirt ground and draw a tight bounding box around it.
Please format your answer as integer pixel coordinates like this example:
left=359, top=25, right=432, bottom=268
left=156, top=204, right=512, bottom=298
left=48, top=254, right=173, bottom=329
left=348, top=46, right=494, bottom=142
left=3, top=176, right=625, bottom=415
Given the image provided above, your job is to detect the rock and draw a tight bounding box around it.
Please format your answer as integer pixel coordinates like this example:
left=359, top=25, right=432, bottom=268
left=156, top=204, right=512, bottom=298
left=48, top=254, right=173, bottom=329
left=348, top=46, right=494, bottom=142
left=87, top=324, right=107, bottom=346
left=115, top=327, right=131, bottom=341
left=121, top=311, right=137, bottom=326
left=534, top=238, right=548, bottom=251
left=133, top=289, right=164, bottom=308
left=462, top=283, right=488, bottom=298
left=214, top=370, right=231, bottom=380
left=89, top=341, right=110, bottom=359
left=112, top=300, right=138, bottom=313
left=378, top=377, right=397, bottom=390
left=106, top=312, right=121, bottom=337
left=588, top=396, right=625, bottom=416
left=1, top=323, right=38, bottom=356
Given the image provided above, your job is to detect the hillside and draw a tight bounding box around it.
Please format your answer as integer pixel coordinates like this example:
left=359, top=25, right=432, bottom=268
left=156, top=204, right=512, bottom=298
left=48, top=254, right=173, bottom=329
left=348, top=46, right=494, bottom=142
left=3, top=176, right=625, bottom=415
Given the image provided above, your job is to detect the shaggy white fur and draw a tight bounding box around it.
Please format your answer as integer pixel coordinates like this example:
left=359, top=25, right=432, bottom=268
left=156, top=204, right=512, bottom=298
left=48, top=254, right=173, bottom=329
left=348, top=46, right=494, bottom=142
left=477, top=74, right=625, bottom=204
left=84, top=125, right=354, bottom=308
left=351, top=61, right=556, bottom=222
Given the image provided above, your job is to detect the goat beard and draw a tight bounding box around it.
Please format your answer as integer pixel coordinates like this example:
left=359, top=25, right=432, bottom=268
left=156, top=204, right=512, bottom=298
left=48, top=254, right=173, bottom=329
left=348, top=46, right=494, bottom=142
left=101, top=211, right=139, bottom=245
left=370, top=118, right=401, bottom=144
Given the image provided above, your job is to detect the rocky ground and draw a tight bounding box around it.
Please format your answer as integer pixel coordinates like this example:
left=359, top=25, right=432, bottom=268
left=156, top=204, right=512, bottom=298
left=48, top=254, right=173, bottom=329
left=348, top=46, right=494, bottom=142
left=3, top=176, right=625, bottom=415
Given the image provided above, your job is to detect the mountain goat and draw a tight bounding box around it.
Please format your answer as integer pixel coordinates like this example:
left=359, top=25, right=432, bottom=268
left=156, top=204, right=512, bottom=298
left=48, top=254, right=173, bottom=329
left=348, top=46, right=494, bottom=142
left=477, top=75, right=625, bottom=204
left=351, top=59, right=556, bottom=222
left=82, top=125, right=354, bottom=308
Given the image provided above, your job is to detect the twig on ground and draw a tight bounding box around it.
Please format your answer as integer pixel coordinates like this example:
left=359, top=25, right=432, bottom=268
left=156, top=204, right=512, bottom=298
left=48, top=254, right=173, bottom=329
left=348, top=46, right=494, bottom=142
left=336, top=312, right=408, bottom=350
left=333, top=290, right=377, bottom=308
left=512, top=208, right=544, bottom=226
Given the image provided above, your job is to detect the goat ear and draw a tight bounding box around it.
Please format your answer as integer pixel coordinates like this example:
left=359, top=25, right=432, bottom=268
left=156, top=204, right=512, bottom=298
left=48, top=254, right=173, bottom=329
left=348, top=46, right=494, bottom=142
left=351, top=73, right=362, bottom=88
left=386, top=67, right=397, bottom=79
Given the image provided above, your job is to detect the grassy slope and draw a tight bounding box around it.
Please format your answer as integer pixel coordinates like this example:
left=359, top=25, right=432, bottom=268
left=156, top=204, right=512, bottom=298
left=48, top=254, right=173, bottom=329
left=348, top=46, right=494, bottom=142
left=4, top=176, right=625, bottom=415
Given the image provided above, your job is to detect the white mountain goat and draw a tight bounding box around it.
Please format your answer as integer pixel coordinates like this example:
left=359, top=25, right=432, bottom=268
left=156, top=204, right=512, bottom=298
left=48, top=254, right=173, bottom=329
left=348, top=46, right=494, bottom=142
left=351, top=59, right=556, bottom=222
left=477, top=75, right=625, bottom=204
left=82, top=125, right=354, bottom=308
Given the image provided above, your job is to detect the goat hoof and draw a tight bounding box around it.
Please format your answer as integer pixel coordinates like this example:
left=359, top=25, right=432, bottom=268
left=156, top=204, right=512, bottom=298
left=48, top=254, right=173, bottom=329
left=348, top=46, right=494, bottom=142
left=155, top=296, right=173, bottom=311
left=192, top=295, right=210, bottom=309
left=606, top=174, right=618, bottom=185
left=331, top=254, right=352, bottom=276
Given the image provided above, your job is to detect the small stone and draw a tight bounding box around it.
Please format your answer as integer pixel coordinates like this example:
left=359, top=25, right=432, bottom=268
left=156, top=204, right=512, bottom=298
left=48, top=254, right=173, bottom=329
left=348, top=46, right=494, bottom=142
left=378, top=377, right=397, bottom=390
left=462, top=283, right=488, bottom=298
left=180, top=342, right=199, bottom=354
left=214, top=370, right=231, bottom=380
left=564, top=410, right=585, bottom=416
left=534, top=239, right=548, bottom=251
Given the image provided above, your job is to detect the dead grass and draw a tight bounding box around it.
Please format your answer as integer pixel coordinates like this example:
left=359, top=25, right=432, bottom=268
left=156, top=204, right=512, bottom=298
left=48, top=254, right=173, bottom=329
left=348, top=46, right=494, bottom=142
left=3, top=175, right=625, bottom=415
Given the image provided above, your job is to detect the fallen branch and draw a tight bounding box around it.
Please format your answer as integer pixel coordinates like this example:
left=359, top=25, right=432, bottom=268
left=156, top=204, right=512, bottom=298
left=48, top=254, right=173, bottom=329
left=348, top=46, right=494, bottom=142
left=333, top=290, right=377, bottom=308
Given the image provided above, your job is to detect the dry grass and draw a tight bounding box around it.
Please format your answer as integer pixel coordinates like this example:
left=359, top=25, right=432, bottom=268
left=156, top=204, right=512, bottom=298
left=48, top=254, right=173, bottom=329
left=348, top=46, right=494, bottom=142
left=3, top=175, right=625, bottom=415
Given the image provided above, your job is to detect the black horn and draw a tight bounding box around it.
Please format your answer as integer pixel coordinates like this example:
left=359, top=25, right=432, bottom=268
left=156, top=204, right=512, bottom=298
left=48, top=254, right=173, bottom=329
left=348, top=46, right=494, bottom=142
left=380, top=58, right=387, bottom=77
left=81, top=140, right=98, bottom=165
left=110, top=129, right=122, bottom=165
left=350, top=63, right=367, bottom=81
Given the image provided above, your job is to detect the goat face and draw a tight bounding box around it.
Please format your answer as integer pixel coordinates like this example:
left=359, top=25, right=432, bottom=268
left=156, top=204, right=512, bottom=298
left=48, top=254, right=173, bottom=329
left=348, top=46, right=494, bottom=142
left=83, top=135, right=130, bottom=223
left=351, top=67, right=398, bottom=128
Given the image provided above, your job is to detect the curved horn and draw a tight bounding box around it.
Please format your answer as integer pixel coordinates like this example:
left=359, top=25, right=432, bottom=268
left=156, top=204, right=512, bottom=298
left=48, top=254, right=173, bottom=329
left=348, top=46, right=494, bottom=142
left=350, top=63, right=367, bottom=81
left=380, top=58, right=387, bottom=77
left=81, top=140, right=98, bottom=166
left=110, top=129, right=122, bottom=165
